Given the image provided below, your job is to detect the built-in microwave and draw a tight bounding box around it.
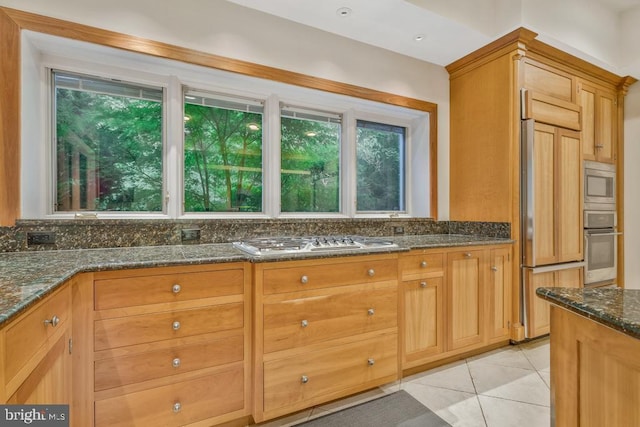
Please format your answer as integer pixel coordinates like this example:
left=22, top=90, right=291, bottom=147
left=584, top=160, right=615, bottom=211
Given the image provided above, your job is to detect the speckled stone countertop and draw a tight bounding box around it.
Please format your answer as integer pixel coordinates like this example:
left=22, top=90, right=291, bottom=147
left=0, top=234, right=512, bottom=327
left=537, top=287, right=640, bottom=340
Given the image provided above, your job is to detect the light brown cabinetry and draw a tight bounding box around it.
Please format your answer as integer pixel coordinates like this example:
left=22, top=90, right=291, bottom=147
left=578, top=79, right=617, bottom=164
left=447, top=28, right=634, bottom=334
left=253, top=254, right=398, bottom=422
left=76, top=263, right=251, bottom=427
left=1, top=283, right=72, bottom=405
left=400, top=245, right=512, bottom=370
left=525, top=266, right=582, bottom=338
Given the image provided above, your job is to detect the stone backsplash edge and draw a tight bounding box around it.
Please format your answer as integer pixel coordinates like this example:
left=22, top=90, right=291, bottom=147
left=0, top=218, right=509, bottom=252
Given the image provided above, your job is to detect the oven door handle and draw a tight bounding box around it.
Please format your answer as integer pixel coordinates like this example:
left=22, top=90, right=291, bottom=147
left=585, top=231, right=623, bottom=236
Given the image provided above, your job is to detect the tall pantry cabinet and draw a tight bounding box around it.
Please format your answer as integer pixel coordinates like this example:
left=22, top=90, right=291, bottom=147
left=446, top=28, right=636, bottom=340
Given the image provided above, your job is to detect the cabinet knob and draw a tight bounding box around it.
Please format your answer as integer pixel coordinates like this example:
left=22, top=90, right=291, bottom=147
left=173, top=402, right=182, bottom=413
left=172, top=283, right=181, bottom=294
left=367, top=358, right=375, bottom=366
left=43, top=315, right=60, bottom=327
left=420, top=260, right=428, bottom=268
left=420, top=281, right=427, bottom=288
left=301, top=319, right=309, bottom=328
left=300, top=275, right=309, bottom=284
left=367, top=269, right=375, bottom=277
left=464, top=252, right=472, bottom=258
left=367, top=308, right=375, bottom=316
left=172, top=321, right=181, bottom=331
left=491, top=266, right=498, bottom=272
left=301, top=375, right=309, bottom=384
left=172, top=358, right=181, bottom=368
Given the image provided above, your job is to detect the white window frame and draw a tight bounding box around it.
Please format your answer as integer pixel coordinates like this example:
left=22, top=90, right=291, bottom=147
left=21, top=31, right=431, bottom=220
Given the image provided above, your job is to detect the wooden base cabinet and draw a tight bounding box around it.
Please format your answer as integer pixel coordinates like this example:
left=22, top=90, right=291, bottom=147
left=253, top=254, right=399, bottom=422
left=400, top=245, right=512, bottom=370
left=1, top=283, right=72, bottom=405
left=73, top=263, right=251, bottom=427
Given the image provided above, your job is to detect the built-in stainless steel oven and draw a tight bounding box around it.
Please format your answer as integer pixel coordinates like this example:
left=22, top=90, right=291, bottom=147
left=584, top=210, right=620, bottom=286
left=584, top=160, right=615, bottom=210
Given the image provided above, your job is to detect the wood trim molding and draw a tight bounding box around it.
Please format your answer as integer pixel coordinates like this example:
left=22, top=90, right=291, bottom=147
left=0, top=6, right=440, bottom=223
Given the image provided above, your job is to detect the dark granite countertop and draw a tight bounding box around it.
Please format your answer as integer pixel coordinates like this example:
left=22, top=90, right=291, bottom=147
left=536, top=287, right=640, bottom=340
left=0, top=234, right=512, bottom=327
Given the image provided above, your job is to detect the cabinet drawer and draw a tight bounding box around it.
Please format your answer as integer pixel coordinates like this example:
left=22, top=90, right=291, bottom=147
left=263, top=333, right=397, bottom=413
left=94, top=268, right=244, bottom=310
left=94, top=303, right=243, bottom=350
left=95, top=334, right=244, bottom=391
left=262, top=259, right=397, bottom=294
left=94, top=365, right=244, bottom=427
left=400, top=252, right=444, bottom=280
left=264, top=285, right=397, bottom=353
left=4, top=285, right=70, bottom=385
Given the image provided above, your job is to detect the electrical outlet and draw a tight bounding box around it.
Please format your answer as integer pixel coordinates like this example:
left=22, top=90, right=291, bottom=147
left=27, top=231, right=56, bottom=245
left=181, top=228, right=201, bottom=242
left=393, top=226, right=405, bottom=235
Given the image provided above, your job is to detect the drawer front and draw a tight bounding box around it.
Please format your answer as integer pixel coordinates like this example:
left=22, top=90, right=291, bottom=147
left=95, top=334, right=244, bottom=391
left=94, top=303, right=243, bottom=351
left=263, top=259, right=397, bottom=294
left=94, top=269, right=244, bottom=310
left=94, top=366, right=244, bottom=427
left=4, top=286, right=70, bottom=383
left=263, top=286, right=397, bottom=353
left=400, top=252, right=444, bottom=280
left=263, top=333, right=397, bottom=413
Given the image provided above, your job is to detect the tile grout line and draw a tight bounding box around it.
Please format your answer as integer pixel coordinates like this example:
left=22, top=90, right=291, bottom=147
left=465, top=357, right=489, bottom=427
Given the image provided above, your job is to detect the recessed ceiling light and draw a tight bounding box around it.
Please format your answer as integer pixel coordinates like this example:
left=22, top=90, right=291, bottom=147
left=414, top=34, right=426, bottom=42
left=336, top=7, right=352, bottom=17
left=305, top=131, right=317, bottom=137
left=247, top=123, right=260, bottom=131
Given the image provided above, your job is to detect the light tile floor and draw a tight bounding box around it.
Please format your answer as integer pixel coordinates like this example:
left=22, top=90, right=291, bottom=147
left=256, top=337, right=551, bottom=427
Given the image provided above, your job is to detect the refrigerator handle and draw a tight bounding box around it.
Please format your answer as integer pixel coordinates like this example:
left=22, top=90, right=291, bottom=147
left=521, top=118, right=536, bottom=267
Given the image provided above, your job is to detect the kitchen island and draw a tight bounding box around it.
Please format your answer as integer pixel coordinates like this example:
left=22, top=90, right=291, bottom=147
left=536, top=287, right=640, bottom=426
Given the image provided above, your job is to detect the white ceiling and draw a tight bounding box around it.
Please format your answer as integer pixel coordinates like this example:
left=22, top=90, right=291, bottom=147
left=226, top=0, right=640, bottom=74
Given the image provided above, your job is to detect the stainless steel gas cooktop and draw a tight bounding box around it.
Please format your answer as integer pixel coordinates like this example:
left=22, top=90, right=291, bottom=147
left=232, top=235, right=397, bottom=256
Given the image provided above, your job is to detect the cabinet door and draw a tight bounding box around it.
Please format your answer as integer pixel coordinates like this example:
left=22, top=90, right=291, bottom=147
left=578, top=80, right=617, bottom=164
left=526, top=266, right=582, bottom=338
left=557, top=128, right=583, bottom=263
left=487, top=247, right=512, bottom=343
left=401, top=278, right=444, bottom=367
left=595, top=88, right=617, bottom=164
left=532, top=123, right=558, bottom=265
left=447, top=250, right=485, bottom=351
left=8, top=330, right=71, bottom=405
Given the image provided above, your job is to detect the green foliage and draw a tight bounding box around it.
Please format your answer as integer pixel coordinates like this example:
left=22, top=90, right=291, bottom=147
left=55, top=88, right=163, bottom=211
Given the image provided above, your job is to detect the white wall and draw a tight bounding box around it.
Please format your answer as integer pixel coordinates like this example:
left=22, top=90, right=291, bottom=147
left=624, top=85, right=640, bottom=289
left=0, top=0, right=451, bottom=219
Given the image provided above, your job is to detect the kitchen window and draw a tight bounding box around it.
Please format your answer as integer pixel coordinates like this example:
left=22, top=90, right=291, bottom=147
left=280, top=106, right=341, bottom=213
left=356, top=120, right=406, bottom=213
left=25, top=32, right=433, bottom=219
left=53, top=71, right=164, bottom=213
left=183, top=90, right=264, bottom=213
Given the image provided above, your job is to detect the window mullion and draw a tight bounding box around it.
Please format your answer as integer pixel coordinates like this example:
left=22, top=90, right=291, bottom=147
left=263, top=94, right=281, bottom=218
left=166, top=76, right=183, bottom=218
left=342, top=110, right=357, bottom=217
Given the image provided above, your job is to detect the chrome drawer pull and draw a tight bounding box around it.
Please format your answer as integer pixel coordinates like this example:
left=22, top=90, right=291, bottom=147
left=172, top=358, right=181, bottom=368
left=491, top=266, right=498, bottom=272
left=301, top=319, right=309, bottom=328
left=301, top=375, right=309, bottom=384
left=172, top=321, right=181, bottom=331
left=420, top=282, right=427, bottom=288
left=44, top=315, right=60, bottom=327
left=464, top=252, right=472, bottom=258
left=420, top=260, right=428, bottom=268
left=367, top=269, right=375, bottom=277
left=368, top=358, right=375, bottom=366
left=173, top=402, right=182, bottom=413
left=300, top=275, right=309, bottom=284
left=172, top=284, right=181, bottom=294
left=367, top=308, right=375, bottom=316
